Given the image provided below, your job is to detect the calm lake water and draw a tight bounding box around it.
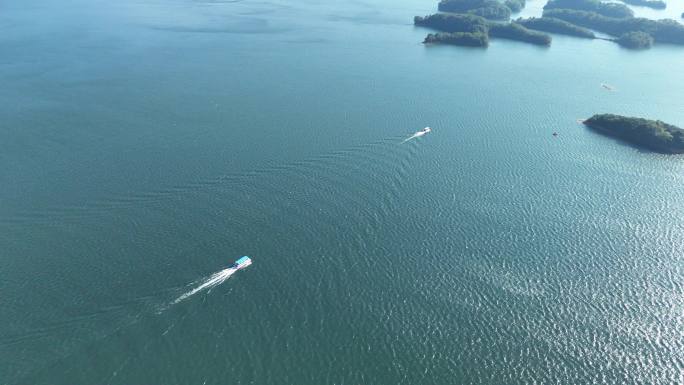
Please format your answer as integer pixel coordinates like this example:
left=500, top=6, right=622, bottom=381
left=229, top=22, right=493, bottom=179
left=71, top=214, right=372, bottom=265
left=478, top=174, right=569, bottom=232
left=2, top=0, right=684, bottom=384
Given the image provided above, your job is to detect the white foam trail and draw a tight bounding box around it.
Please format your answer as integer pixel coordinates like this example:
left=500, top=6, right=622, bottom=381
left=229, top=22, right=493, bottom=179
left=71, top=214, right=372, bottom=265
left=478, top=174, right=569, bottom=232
left=402, top=132, right=422, bottom=143
left=402, top=127, right=431, bottom=143
left=173, top=268, right=237, bottom=304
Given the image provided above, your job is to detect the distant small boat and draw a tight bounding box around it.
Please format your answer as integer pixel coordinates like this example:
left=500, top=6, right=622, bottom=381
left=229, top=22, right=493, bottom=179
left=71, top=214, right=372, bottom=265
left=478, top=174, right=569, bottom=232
left=601, top=83, right=614, bottom=91
left=232, top=256, right=252, bottom=270
left=552, top=132, right=558, bottom=137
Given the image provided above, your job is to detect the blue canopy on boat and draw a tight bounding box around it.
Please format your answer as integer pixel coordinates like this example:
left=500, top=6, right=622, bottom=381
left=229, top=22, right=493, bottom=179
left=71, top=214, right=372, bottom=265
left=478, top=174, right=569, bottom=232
left=235, top=256, right=251, bottom=265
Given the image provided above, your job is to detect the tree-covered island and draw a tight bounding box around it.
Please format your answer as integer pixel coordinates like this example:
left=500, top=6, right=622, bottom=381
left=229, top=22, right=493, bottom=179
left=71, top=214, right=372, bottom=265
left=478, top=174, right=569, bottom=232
left=415, top=12, right=551, bottom=47
left=583, top=114, right=684, bottom=154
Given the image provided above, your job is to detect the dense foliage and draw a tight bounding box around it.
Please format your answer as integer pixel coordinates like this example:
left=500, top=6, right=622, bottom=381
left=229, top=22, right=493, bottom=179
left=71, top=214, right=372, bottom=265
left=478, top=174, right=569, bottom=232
left=424, top=32, right=490, bottom=46
left=544, top=0, right=634, bottom=19
left=488, top=22, right=552, bottom=45
left=468, top=4, right=512, bottom=20
left=584, top=114, right=684, bottom=153
left=505, top=0, right=525, bottom=13
left=618, top=0, right=666, bottom=10
left=414, top=13, right=489, bottom=34
left=543, top=9, right=684, bottom=45
left=616, top=31, right=654, bottom=48
left=516, top=17, right=595, bottom=38
left=438, top=0, right=512, bottom=20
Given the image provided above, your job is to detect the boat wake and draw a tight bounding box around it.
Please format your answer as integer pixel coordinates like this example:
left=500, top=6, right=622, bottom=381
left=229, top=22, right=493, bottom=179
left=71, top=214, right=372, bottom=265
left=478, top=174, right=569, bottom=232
left=172, top=268, right=237, bottom=304
left=402, top=127, right=431, bottom=143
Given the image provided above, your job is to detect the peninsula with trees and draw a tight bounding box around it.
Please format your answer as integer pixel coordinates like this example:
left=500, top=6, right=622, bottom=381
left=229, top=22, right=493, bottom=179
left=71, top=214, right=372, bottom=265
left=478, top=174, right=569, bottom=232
left=516, top=17, right=595, bottom=38
left=583, top=114, right=684, bottom=154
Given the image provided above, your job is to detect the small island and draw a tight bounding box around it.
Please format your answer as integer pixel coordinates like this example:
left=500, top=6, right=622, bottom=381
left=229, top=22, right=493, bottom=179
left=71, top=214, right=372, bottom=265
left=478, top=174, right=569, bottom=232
left=583, top=114, right=684, bottom=154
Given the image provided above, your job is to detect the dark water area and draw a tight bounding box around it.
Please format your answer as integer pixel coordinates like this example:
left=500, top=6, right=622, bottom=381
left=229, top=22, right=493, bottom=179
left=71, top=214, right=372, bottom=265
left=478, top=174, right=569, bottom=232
left=1, top=0, right=683, bottom=383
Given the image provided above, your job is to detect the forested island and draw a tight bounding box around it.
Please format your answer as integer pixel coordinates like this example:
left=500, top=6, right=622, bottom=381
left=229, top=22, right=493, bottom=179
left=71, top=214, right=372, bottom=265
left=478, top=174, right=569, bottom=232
left=416, top=0, right=684, bottom=50
left=583, top=114, right=684, bottom=154
left=415, top=13, right=551, bottom=47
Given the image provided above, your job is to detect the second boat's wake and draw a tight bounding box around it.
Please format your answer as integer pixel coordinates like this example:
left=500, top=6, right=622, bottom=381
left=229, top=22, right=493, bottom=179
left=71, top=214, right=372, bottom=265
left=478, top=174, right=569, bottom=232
left=402, top=127, right=432, bottom=143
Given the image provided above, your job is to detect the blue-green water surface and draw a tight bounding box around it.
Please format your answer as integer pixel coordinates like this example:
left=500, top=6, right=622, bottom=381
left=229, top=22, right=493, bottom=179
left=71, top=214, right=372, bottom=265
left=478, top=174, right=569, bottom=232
left=1, top=0, right=684, bottom=384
